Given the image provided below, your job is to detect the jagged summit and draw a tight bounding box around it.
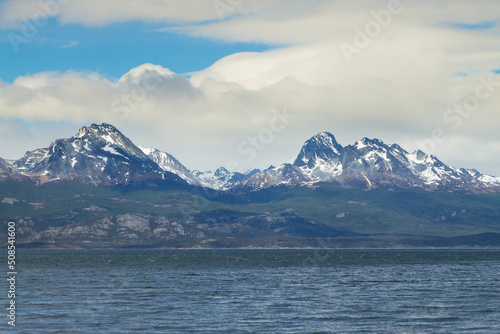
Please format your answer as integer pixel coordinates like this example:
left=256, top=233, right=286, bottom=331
left=0, top=157, right=20, bottom=180
left=214, top=167, right=230, bottom=177
left=239, top=132, right=500, bottom=192
left=12, top=123, right=179, bottom=185
left=294, top=132, right=343, bottom=167
left=76, top=123, right=119, bottom=136
left=354, top=137, right=388, bottom=150
left=75, top=123, right=135, bottom=147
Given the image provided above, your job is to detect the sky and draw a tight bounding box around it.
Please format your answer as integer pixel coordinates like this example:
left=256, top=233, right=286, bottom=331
left=0, top=0, right=499, bottom=176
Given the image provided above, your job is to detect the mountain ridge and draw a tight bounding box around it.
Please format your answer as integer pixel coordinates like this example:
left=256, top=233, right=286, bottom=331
left=3, top=123, right=500, bottom=192
left=11, top=123, right=185, bottom=186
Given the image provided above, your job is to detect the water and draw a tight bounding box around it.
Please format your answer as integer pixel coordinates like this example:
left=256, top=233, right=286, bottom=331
left=10, top=249, right=500, bottom=333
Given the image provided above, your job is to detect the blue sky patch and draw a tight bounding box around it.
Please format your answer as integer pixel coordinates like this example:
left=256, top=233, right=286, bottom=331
left=447, top=20, right=497, bottom=30
left=0, top=21, right=271, bottom=82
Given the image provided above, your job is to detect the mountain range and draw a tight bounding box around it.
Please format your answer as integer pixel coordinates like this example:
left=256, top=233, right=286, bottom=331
left=2, top=123, right=500, bottom=249
left=2, top=123, right=499, bottom=192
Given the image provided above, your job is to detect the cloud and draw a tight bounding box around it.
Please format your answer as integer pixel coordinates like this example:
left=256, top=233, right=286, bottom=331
left=1, top=0, right=500, bottom=175
left=0, top=0, right=279, bottom=29
left=1, top=62, right=499, bottom=175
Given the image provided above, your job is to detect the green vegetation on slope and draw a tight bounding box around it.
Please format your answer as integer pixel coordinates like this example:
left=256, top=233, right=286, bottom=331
left=1, top=181, right=499, bottom=239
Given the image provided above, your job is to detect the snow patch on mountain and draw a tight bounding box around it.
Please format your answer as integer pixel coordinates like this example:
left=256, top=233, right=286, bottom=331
left=139, top=146, right=202, bottom=186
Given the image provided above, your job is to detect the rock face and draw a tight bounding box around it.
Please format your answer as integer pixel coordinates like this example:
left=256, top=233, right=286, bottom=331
left=0, top=158, right=21, bottom=180
left=14, top=210, right=349, bottom=247
left=294, top=132, right=343, bottom=168
left=2, top=198, right=19, bottom=205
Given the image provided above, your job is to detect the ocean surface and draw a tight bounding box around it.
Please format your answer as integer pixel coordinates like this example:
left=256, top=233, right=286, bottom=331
left=11, top=249, right=500, bottom=333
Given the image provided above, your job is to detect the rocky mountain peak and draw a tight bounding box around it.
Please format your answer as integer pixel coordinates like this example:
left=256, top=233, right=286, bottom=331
left=76, top=123, right=118, bottom=137
left=411, top=150, right=427, bottom=161
left=294, top=132, right=343, bottom=167
left=75, top=123, right=129, bottom=146
left=11, top=122, right=168, bottom=185
left=214, top=167, right=230, bottom=177
left=354, top=137, right=388, bottom=150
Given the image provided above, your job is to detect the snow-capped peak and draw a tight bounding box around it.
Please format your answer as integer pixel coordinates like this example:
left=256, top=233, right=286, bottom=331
left=410, top=150, right=427, bottom=161
left=214, top=167, right=230, bottom=177
left=354, top=137, right=387, bottom=150
left=312, top=132, right=343, bottom=152
left=75, top=123, right=120, bottom=140
left=294, top=132, right=343, bottom=167
left=73, top=123, right=147, bottom=157
left=12, top=123, right=165, bottom=185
